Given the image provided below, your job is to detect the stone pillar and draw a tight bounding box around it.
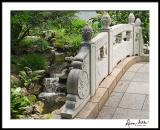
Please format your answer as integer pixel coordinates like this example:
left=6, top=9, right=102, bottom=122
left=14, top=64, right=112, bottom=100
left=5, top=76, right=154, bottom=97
left=81, top=24, right=96, bottom=97
left=61, top=25, right=92, bottom=118
left=101, top=12, right=112, bottom=74
left=135, top=18, right=144, bottom=55
left=128, top=13, right=135, bottom=56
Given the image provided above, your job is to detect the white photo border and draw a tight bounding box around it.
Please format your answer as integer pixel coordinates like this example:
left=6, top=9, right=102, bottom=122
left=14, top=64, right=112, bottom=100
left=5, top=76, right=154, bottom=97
left=2, top=2, right=159, bottom=128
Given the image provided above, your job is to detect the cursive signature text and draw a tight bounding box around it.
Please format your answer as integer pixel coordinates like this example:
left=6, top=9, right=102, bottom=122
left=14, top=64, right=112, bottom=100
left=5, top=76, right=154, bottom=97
left=125, top=119, right=149, bottom=128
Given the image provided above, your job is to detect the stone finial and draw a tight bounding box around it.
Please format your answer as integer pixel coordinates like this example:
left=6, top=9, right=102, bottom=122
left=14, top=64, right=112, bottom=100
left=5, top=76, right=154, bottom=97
left=135, top=18, right=142, bottom=26
left=82, top=24, right=93, bottom=42
left=128, top=13, right=135, bottom=24
left=102, top=12, right=111, bottom=30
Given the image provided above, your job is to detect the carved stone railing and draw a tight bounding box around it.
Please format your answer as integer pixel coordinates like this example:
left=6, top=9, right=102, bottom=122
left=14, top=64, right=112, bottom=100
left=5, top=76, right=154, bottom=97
left=60, top=12, right=144, bottom=119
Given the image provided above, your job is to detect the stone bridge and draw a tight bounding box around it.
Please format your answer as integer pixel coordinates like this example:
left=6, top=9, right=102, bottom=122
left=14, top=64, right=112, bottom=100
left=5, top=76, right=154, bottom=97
left=54, top=13, right=149, bottom=119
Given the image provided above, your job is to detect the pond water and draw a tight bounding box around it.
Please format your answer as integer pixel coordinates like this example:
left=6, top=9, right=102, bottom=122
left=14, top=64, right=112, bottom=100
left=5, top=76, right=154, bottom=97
left=76, top=11, right=98, bottom=21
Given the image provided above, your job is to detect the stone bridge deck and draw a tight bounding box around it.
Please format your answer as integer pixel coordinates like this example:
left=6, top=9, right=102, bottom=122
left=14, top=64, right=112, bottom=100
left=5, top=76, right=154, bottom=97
left=97, top=62, right=149, bottom=119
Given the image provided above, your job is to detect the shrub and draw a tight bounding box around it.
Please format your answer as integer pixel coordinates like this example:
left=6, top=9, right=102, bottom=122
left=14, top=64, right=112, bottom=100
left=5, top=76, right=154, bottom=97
left=69, top=19, right=86, bottom=34
left=11, top=87, right=31, bottom=118
left=18, top=68, right=42, bottom=88
left=18, top=54, right=49, bottom=71
left=19, top=36, right=49, bottom=51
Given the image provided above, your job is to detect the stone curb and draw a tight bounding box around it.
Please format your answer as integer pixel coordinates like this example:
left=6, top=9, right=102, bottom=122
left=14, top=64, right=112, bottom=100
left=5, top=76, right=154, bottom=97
left=75, top=55, right=149, bottom=119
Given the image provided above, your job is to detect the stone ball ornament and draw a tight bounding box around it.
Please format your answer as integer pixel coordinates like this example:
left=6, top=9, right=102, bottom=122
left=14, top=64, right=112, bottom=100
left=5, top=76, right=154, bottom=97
left=82, top=24, right=93, bottom=42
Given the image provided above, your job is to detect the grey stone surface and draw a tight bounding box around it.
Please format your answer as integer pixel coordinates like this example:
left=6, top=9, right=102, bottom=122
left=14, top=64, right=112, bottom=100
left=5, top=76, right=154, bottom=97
left=97, top=106, right=116, bottom=119
left=104, top=92, right=124, bottom=107
left=142, top=95, right=149, bottom=111
left=112, top=108, right=149, bottom=119
left=126, top=81, right=149, bottom=95
left=137, top=63, right=149, bottom=72
left=113, top=81, right=130, bottom=93
left=121, top=72, right=135, bottom=81
left=97, top=62, right=149, bottom=119
left=119, top=93, right=146, bottom=109
left=127, top=63, right=144, bottom=72
left=132, top=72, right=149, bottom=82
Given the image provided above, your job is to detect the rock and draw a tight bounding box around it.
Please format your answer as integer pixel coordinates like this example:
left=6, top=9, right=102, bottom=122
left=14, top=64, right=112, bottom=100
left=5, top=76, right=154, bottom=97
left=28, top=84, right=43, bottom=95
left=11, top=75, right=19, bottom=81
left=55, top=96, right=66, bottom=102
left=30, top=114, right=41, bottom=119
left=25, top=106, right=34, bottom=115
left=51, top=109, right=62, bottom=119
left=40, top=113, right=53, bottom=119
left=55, top=52, right=65, bottom=62
left=33, top=101, right=44, bottom=114
left=21, top=87, right=29, bottom=96
left=34, top=70, right=45, bottom=75
left=38, top=92, right=58, bottom=102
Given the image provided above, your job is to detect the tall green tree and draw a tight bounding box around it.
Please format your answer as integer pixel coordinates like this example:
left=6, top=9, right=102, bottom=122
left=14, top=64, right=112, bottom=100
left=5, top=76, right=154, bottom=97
left=11, top=11, right=77, bottom=54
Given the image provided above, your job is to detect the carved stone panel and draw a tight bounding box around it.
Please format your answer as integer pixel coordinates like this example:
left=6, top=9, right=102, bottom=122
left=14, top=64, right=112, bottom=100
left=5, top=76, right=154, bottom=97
left=78, top=71, right=89, bottom=99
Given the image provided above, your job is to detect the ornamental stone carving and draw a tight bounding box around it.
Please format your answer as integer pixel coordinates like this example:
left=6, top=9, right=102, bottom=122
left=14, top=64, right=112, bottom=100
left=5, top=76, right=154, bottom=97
left=102, top=12, right=111, bottom=30
left=128, top=13, right=135, bottom=24
left=135, top=18, right=141, bottom=26
left=78, top=71, right=89, bottom=99
left=82, top=24, right=93, bottom=42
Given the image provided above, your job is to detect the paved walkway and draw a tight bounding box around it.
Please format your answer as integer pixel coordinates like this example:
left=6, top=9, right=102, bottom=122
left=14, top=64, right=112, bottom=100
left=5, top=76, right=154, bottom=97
left=97, top=62, right=149, bottom=119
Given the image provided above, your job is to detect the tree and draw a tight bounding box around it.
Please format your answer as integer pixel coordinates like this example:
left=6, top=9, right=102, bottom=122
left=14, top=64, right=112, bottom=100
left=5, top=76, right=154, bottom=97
left=11, top=11, right=77, bottom=54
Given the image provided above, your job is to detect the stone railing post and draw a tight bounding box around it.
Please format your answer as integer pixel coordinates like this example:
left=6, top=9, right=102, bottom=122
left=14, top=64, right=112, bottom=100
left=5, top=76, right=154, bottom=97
left=128, top=13, right=135, bottom=56
left=101, top=12, right=112, bottom=74
left=61, top=24, right=92, bottom=119
left=135, top=18, right=144, bottom=55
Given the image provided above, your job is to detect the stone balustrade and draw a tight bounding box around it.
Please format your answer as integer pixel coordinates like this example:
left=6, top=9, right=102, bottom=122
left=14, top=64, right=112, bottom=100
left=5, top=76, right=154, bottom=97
left=60, top=12, right=144, bottom=119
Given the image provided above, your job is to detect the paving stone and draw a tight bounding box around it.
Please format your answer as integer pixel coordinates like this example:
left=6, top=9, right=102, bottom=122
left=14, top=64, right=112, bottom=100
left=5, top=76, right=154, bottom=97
left=132, top=72, right=149, bottom=82
left=104, top=92, right=124, bottom=107
left=121, top=72, right=135, bottom=81
left=119, top=93, right=146, bottom=109
left=114, top=81, right=130, bottom=93
left=126, top=81, right=149, bottom=95
left=142, top=95, right=149, bottom=111
left=127, top=63, right=144, bottom=72
left=96, top=106, right=116, bottom=119
left=96, top=63, right=149, bottom=119
left=137, top=64, right=149, bottom=72
left=112, top=108, right=149, bottom=119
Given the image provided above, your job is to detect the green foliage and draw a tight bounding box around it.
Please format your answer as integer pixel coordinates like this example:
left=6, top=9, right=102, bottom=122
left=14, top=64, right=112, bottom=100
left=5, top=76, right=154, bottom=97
left=11, top=11, right=78, bottom=54
left=11, top=86, right=30, bottom=118
left=27, top=95, right=37, bottom=104
left=18, top=68, right=43, bottom=88
left=69, top=19, right=86, bottom=34
left=18, top=54, right=49, bottom=71
left=19, top=36, right=49, bottom=51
